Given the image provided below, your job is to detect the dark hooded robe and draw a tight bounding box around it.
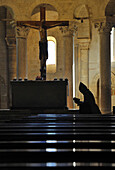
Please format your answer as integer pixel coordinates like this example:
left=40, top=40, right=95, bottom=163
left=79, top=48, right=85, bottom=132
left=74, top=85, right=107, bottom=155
left=74, top=82, right=101, bottom=114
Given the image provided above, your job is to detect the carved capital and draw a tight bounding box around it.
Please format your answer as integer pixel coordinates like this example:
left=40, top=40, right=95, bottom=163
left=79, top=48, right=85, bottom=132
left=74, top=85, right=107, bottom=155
left=79, top=43, right=90, bottom=50
left=60, top=21, right=78, bottom=36
left=94, top=22, right=112, bottom=34
left=10, top=21, right=30, bottom=38
left=78, top=39, right=90, bottom=50
left=16, top=26, right=30, bottom=38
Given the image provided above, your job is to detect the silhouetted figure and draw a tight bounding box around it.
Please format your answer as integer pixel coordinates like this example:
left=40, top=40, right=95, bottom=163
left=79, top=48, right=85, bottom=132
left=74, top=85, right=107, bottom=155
left=73, top=82, right=101, bottom=114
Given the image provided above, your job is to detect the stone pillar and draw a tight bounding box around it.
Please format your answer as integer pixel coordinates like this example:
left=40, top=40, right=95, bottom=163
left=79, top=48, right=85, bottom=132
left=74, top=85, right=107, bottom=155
left=5, top=36, right=16, bottom=80
left=16, top=26, right=29, bottom=79
left=74, top=40, right=79, bottom=109
left=5, top=36, right=16, bottom=107
left=60, top=22, right=77, bottom=109
left=0, top=7, right=9, bottom=108
left=95, top=22, right=112, bottom=114
left=78, top=39, right=90, bottom=87
left=113, top=28, right=115, bottom=61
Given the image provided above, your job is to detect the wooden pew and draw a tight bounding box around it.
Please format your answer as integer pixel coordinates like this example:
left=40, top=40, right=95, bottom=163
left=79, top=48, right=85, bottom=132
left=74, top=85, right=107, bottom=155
left=0, top=111, right=115, bottom=169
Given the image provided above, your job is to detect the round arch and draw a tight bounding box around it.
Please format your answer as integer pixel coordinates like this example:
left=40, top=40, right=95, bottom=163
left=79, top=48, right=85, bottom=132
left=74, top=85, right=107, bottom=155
left=73, top=4, right=90, bottom=38
left=73, top=4, right=89, bottom=19
left=27, top=2, right=60, bottom=19
left=105, top=0, right=115, bottom=16
left=31, top=3, right=59, bottom=21
left=0, top=3, right=19, bottom=18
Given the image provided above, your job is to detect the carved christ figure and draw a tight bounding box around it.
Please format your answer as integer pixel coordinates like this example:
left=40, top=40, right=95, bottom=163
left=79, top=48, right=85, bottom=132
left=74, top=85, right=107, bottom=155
left=17, top=7, right=69, bottom=80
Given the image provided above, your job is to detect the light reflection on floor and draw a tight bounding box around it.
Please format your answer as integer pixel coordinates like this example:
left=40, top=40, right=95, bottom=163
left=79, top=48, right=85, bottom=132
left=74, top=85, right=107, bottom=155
left=46, top=140, right=57, bottom=143
left=46, top=162, right=57, bottom=167
left=46, top=162, right=73, bottom=167
left=1, top=162, right=115, bottom=167
left=46, top=148, right=57, bottom=152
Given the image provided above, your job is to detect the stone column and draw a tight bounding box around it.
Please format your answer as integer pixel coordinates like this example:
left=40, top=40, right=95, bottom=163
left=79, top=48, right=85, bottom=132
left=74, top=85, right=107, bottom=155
left=5, top=36, right=16, bottom=107
left=78, top=40, right=90, bottom=88
left=16, top=26, right=29, bottom=79
left=113, top=28, right=115, bottom=61
left=5, top=36, right=16, bottom=80
left=0, top=7, right=9, bottom=108
left=95, top=22, right=112, bottom=114
left=60, top=22, right=77, bottom=109
left=73, top=40, right=79, bottom=109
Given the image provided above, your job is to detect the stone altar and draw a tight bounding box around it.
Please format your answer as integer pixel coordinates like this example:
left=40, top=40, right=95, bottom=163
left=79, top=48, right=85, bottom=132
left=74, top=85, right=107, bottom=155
left=10, top=79, right=68, bottom=109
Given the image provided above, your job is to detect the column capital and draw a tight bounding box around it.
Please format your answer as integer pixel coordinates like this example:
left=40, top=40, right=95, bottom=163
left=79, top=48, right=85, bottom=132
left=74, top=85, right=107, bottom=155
left=60, top=21, right=78, bottom=36
left=10, top=21, right=30, bottom=38
left=16, top=26, right=30, bottom=38
left=77, top=39, right=90, bottom=50
left=94, top=22, right=112, bottom=34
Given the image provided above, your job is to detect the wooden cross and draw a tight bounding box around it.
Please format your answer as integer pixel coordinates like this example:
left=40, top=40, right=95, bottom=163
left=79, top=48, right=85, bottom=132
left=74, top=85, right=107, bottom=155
left=17, top=7, right=69, bottom=80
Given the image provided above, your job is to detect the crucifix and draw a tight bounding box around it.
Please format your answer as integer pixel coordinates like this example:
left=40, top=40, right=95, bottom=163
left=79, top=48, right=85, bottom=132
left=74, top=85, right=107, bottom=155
left=17, top=7, right=69, bottom=80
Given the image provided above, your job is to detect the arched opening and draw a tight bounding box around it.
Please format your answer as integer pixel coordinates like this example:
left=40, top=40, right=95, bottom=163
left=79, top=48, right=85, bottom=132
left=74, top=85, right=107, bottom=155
left=46, top=36, right=56, bottom=73
left=105, top=0, right=115, bottom=110
left=105, top=0, right=115, bottom=17
left=73, top=5, right=90, bottom=38
left=47, top=36, right=56, bottom=65
left=105, top=1, right=115, bottom=63
left=31, top=4, right=58, bottom=21
left=110, top=27, right=115, bottom=62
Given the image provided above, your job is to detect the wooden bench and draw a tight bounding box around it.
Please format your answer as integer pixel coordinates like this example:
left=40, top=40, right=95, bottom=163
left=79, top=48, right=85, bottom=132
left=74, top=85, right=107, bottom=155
left=0, top=110, right=115, bottom=169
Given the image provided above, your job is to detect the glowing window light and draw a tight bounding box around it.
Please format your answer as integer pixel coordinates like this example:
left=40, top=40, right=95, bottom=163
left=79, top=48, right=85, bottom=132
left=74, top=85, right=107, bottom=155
left=46, top=36, right=56, bottom=65
left=111, top=27, right=114, bottom=62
